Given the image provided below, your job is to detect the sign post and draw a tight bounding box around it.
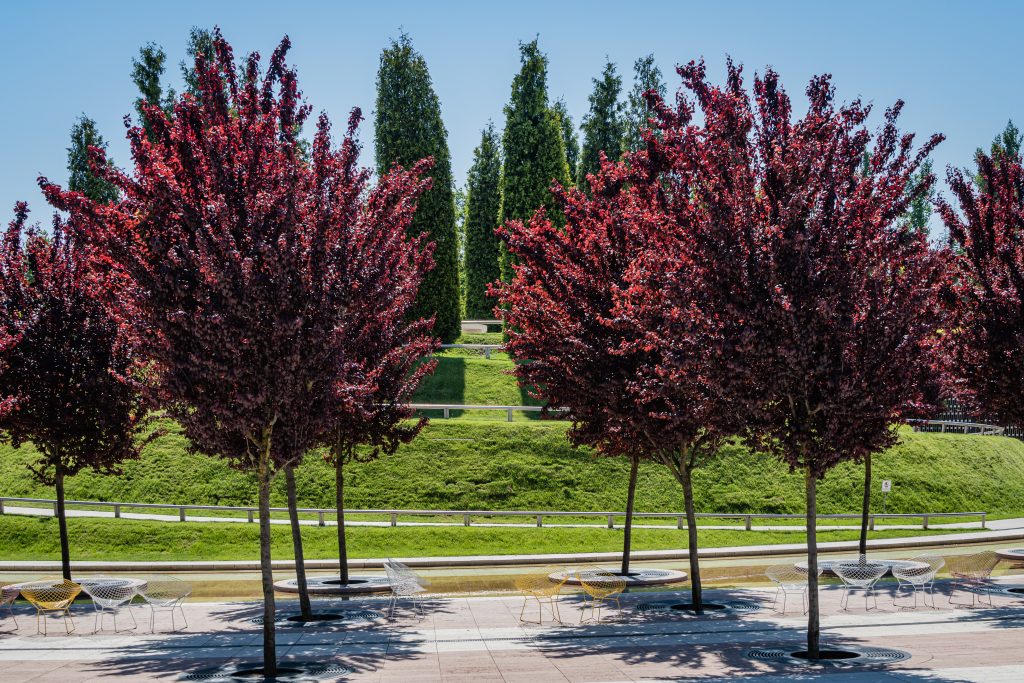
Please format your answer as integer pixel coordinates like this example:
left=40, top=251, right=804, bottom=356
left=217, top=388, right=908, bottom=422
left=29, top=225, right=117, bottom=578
left=881, top=479, right=892, bottom=515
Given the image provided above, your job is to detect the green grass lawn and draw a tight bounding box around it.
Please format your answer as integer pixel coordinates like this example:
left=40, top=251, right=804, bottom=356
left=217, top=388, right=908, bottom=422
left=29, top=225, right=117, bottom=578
left=2, top=420, right=1023, bottom=518
left=0, top=514, right=962, bottom=562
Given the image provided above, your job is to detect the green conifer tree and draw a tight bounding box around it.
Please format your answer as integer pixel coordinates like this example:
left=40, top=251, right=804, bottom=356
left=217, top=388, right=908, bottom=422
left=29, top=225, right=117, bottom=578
left=552, top=99, right=580, bottom=184
left=578, top=61, right=625, bottom=186
left=464, top=124, right=503, bottom=319
left=499, top=39, right=570, bottom=281
left=67, top=115, right=119, bottom=204
left=131, top=42, right=175, bottom=140
left=904, top=159, right=934, bottom=234
left=180, top=26, right=217, bottom=95
left=375, top=33, right=461, bottom=342
left=623, top=54, right=667, bottom=153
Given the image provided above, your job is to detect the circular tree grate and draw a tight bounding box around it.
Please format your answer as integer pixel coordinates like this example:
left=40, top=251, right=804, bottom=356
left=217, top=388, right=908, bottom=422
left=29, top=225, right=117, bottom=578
left=180, top=662, right=350, bottom=681
left=635, top=599, right=761, bottom=615
left=251, top=609, right=384, bottom=626
left=745, top=646, right=911, bottom=667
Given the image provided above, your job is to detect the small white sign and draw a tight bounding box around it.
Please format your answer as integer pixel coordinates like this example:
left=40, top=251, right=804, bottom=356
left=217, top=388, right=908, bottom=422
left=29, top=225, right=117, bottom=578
left=881, top=480, right=892, bottom=493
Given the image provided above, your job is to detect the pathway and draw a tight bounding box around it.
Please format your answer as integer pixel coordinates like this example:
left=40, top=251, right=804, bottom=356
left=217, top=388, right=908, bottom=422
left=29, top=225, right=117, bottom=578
left=2, top=578, right=1024, bottom=681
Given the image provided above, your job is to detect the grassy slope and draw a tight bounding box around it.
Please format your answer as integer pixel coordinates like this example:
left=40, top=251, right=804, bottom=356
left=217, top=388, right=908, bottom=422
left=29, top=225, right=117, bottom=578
left=2, top=335, right=1021, bottom=561
left=2, top=420, right=1022, bottom=517
left=0, top=515, right=957, bottom=561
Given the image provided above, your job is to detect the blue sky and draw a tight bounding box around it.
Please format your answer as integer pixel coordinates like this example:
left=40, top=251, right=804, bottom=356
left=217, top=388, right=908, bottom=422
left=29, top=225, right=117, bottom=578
left=3, top=0, right=1022, bottom=230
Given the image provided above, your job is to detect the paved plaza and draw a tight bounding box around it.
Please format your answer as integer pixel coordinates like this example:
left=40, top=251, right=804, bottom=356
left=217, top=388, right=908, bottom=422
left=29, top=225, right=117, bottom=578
left=2, top=575, right=1024, bottom=682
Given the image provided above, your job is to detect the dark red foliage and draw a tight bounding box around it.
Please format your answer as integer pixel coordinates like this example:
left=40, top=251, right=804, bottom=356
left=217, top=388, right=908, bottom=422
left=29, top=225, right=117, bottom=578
left=938, top=151, right=1024, bottom=425
left=643, top=61, right=951, bottom=477
left=0, top=203, right=152, bottom=483
left=496, top=156, right=731, bottom=462
left=41, top=31, right=433, bottom=473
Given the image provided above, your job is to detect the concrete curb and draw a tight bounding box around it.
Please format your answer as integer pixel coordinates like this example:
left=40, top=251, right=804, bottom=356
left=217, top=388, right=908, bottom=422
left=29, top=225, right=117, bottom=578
left=3, top=528, right=1023, bottom=573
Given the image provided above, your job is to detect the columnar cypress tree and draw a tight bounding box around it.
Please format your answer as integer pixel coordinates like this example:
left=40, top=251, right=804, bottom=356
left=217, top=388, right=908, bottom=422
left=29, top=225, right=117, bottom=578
left=578, top=61, right=625, bottom=186
left=67, top=115, right=119, bottom=204
left=464, top=124, right=503, bottom=319
left=623, top=54, right=666, bottom=153
left=375, top=34, right=460, bottom=342
left=499, top=39, right=570, bottom=281
left=552, top=99, right=580, bottom=184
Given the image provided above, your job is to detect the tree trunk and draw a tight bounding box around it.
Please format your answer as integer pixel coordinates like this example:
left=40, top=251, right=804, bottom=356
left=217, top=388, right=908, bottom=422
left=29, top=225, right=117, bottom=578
left=335, top=454, right=349, bottom=585
left=680, top=459, right=702, bottom=614
left=257, top=443, right=277, bottom=676
left=285, top=464, right=312, bottom=619
left=805, top=469, right=820, bottom=659
left=858, top=453, right=871, bottom=557
left=621, top=456, right=639, bottom=576
left=55, top=463, right=71, bottom=581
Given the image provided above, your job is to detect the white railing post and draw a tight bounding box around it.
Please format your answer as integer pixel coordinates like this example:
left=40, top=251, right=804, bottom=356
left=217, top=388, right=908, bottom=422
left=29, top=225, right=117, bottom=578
left=390, top=513, right=398, bottom=527
left=981, top=512, right=987, bottom=529
left=318, top=511, right=325, bottom=527
left=922, top=514, right=929, bottom=530
left=443, top=407, right=450, bottom=419
left=607, top=514, right=614, bottom=529
left=179, top=507, right=186, bottom=522
left=114, top=504, right=121, bottom=519
left=536, top=515, right=543, bottom=527
left=507, top=408, right=513, bottom=422
left=744, top=515, right=752, bottom=531
left=247, top=510, right=254, bottom=523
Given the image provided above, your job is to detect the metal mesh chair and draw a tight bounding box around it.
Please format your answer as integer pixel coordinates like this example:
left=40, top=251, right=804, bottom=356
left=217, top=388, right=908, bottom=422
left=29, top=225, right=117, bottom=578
left=948, top=551, right=1000, bottom=607
left=80, top=578, right=139, bottom=633
left=767, top=564, right=822, bottom=615
left=514, top=572, right=567, bottom=624
left=19, top=579, right=82, bottom=635
left=138, top=577, right=190, bottom=632
left=383, top=559, right=429, bottom=619
left=577, top=568, right=626, bottom=624
left=1, top=585, right=19, bottom=630
left=834, top=557, right=888, bottom=611
left=893, top=555, right=945, bottom=609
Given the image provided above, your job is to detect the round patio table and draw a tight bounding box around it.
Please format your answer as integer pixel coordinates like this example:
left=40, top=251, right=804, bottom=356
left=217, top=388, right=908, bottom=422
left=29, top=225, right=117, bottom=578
left=794, top=559, right=926, bottom=577
left=75, top=577, right=147, bottom=594
left=995, top=548, right=1024, bottom=562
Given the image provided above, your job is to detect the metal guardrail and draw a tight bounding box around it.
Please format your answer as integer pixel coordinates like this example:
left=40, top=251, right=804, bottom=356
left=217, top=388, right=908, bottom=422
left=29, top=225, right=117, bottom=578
left=910, top=420, right=1004, bottom=435
left=409, top=403, right=561, bottom=421
left=438, top=343, right=503, bottom=359
left=0, top=496, right=986, bottom=530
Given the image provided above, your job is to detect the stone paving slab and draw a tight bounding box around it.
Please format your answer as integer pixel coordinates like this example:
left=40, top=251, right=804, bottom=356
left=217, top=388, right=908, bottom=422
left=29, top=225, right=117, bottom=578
left=2, top=580, right=1024, bottom=681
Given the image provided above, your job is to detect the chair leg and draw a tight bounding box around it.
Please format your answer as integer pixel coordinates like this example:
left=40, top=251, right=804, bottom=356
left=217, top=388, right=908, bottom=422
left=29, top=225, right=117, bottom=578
left=2, top=604, right=16, bottom=630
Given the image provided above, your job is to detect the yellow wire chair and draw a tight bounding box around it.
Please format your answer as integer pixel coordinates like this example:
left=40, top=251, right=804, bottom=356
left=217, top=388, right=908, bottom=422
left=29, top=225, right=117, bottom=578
left=19, top=579, right=82, bottom=635
left=514, top=572, right=568, bottom=624
left=577, top=568, right=627, bottom=624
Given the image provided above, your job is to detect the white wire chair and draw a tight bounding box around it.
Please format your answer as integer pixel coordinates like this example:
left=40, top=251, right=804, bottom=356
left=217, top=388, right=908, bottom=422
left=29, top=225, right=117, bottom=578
left=138, top=577, right=191, bottom=632
left=383, top=559, right=429, bottom=619
left=1, top=585, right=19, bottom=630
left=893, top=555, right=945, bottom=609
left=766, top=564, right=822, bottom=615
left=834, top=557, right=888, bottom=611
left=948, top=550, right=1001, bottom=607
left=18, top=579, right=82, bottom=635
left=80, top=578, right=140, bottom=633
